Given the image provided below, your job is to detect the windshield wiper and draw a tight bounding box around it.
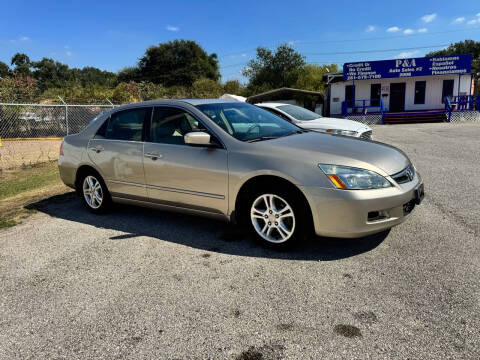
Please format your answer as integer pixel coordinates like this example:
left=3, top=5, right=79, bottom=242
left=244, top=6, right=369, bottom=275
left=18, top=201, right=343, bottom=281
left=246, top=136, right=280, bottom=143
left=282, top=129, right=309, bottom=137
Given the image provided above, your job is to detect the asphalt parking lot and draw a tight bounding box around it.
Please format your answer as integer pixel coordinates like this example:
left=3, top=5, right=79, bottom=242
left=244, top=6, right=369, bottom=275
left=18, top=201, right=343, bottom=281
left=1, top=122, right=479, bottom=359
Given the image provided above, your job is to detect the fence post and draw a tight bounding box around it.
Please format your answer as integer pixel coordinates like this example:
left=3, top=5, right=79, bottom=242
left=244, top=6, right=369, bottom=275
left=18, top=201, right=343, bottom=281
left=58, top=96, right=68, bottom=135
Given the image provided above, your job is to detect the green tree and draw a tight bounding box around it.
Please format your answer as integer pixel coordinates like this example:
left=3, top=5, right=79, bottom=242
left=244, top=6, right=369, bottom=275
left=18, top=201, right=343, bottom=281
left=426, top=40, right=480, bottom=93
left=0, top=61, right=10, bottom=78
left=11, top=53, right=32, bottom=76
left=117, top=66, right=140, bottom=83
left=71, top=67, right=117, bottom=87
left=294, top=63, right=339, bottom=93
left=242, top=44, right=305, bottom=92
left=138, top=40, right=220, bottom=87
left=31, top=58, right=71, bottom=91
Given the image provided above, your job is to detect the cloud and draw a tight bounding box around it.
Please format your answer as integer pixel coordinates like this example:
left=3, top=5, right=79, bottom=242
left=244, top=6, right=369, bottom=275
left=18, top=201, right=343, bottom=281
left=66, top=51, right=73, bottom=56
left=477, top=13, right=480, bottom=17
left=387, top=26, right=401, bottom=32
left=467, top=19, right=479, bottom=25
left=365, top=25, right=375, bottom=32
left=421, top=13, right=437, bottom=23
left=418, top=28, right=428, bottom=33
left=20, top=36, right=30, bottom=41
left=166, top=25, right=179, bottom=32
left=403, top=28, right=414, bottom=35
left=453, top=17, right=465, bottom=24
left=396, top=50, right=420, bottom=59
left=64, top=45, right=70, bottom=49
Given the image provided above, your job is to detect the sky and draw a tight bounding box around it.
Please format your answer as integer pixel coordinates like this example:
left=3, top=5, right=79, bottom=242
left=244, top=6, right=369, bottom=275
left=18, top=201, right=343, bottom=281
left=1, top=0, right=480, bottom=82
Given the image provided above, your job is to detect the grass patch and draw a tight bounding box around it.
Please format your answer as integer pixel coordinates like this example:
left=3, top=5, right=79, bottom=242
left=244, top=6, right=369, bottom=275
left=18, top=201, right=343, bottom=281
left=0, top=161, right=71, bottom=229
left=0, top=219, right=18, bottom=229
left=0, top=162, right=61, bottom=200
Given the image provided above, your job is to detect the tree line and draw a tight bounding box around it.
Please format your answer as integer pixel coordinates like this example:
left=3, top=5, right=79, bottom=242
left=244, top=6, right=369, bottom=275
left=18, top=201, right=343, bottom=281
left=0, top=39, right=478, bottom=104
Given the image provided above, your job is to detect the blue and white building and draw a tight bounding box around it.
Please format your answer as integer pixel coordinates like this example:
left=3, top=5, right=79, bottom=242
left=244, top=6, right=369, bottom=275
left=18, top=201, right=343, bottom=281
left=324, top=54, right=479, bottom=123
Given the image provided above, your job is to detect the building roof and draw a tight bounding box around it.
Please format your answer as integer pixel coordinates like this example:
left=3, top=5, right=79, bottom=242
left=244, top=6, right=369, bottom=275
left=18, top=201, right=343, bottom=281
left=322, top=72, right=344, bottom=84
left=246, top=87, right=324, bottom=104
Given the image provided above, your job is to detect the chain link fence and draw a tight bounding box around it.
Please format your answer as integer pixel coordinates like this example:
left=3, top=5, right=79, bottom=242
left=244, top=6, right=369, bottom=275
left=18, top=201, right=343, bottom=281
left=0, top=103, right=115, bottom=139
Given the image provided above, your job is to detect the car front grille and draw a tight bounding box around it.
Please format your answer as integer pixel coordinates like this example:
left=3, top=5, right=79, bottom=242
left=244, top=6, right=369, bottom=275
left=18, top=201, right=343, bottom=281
left=391, top=164, right=415, bottom=184
left=360, top=130, right=372, bottom=140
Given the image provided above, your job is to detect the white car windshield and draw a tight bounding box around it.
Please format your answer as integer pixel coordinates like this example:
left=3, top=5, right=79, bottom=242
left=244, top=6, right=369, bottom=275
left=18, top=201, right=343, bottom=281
left=278, top=105, right=321, bottom=121
left=196, top=102, right=303, bottom=142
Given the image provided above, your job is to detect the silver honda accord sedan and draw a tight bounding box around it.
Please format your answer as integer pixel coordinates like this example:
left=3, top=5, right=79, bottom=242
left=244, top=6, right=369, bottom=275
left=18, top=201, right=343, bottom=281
left=58, top=99, right=424, bottom=248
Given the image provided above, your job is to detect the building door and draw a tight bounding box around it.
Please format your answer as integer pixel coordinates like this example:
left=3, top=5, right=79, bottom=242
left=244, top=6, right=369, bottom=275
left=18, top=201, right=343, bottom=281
left=345, top=85, right=355, bottom=107
left=389, top=83, right=406, bottom=112
left=370, top=84, right=381, bottom=106
left=442, top=79, right=454, bottom=103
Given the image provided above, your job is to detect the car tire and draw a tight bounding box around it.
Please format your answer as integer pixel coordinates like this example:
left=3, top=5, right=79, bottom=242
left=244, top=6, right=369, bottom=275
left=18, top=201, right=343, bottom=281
left=243, top=185, right=306, bottom=249
left=80, top=171, right=111, bottom=214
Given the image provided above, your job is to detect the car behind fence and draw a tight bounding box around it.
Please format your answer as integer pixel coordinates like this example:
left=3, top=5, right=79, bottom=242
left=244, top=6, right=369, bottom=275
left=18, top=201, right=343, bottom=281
left=0, top=103, right=114, bottom=139
left=0, top=103, right=115, bottom=170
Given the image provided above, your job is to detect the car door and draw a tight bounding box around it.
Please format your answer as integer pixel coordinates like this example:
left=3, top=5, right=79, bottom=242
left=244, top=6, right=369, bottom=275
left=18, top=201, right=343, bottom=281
left=143, top=106, right=228, bottom=215
left=87, top=107, right=151, bottom=199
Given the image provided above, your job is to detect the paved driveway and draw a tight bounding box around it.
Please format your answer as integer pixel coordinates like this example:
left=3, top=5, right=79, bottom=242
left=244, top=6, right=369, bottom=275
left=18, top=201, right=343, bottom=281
left=1, top=123, right=479, bottom=359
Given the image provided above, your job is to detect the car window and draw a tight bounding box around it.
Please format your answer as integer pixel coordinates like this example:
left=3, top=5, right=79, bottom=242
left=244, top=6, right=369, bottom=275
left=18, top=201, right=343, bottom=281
left=196, top=102, right=300, bottom=142
left=277, top=105, right=321, bottom=121
left=261, top=107, right=292, bottom=122
left=150, top=107, right=206, bottom=145
left=104, top=108, right=148, bottom=141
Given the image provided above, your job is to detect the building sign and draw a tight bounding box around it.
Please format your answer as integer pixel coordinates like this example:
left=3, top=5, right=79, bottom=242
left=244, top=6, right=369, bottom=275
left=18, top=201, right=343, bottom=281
left=343, top=54, right=472, bottom=81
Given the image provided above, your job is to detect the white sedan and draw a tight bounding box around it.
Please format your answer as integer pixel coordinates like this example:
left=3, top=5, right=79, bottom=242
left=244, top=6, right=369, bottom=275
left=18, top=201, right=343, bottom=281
left=256, top=102, right=372, bottom=140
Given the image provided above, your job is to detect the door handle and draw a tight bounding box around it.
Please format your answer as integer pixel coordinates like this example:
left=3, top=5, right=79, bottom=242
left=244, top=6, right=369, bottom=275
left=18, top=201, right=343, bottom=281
left=90, top=145, right=104, bottom=153
left=145, top=151, right=162, bottom=160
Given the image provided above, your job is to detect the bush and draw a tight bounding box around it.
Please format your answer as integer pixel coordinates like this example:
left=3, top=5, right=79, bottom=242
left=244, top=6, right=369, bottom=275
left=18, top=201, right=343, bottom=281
left=111, top=81, right=141, bottom=104
left=191, top=78, right=223, bottom=98
left=138, top=82, right=167, bottom=100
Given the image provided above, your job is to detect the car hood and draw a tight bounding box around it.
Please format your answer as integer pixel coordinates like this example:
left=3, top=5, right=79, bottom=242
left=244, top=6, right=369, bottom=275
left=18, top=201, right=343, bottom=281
left=295, top=117, right=371, bottom=133
left=257, top=132, right=409, bottom=175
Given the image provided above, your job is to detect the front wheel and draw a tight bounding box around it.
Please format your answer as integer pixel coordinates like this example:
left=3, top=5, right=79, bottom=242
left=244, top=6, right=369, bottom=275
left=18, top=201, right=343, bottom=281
left=246, top=189, right=306, bottom=249
left=81, top=173, right=111, bottom=213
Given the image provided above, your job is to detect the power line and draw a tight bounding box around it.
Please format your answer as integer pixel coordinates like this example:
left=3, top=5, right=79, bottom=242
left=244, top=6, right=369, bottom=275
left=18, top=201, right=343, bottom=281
left=218, top=27, right=480, bottom=59
left=219, top=43, right=449, bottom=69
left=304, top=44, right=449, bottom=56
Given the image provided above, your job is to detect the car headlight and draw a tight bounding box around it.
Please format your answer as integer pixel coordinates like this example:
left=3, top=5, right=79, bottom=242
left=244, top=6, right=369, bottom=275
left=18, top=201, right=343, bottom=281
left=326, top=129, right=358, bottom=137
left=319, top=164, right=392, bottom=190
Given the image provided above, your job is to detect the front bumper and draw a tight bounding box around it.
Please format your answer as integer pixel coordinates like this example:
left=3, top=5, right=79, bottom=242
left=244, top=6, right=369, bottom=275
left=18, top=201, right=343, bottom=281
left=301, top=172, right=423, bottom=238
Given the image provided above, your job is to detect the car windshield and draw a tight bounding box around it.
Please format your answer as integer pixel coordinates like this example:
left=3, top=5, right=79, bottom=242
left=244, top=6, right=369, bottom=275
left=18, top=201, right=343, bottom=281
left=196, top=102, right=302, bottom=142
left=278, top=105, right=321, bottom=121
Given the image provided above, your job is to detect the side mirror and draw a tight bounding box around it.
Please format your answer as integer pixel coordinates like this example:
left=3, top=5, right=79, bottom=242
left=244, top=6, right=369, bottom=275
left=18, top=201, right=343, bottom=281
left=184, top=131, right=212, bottom=146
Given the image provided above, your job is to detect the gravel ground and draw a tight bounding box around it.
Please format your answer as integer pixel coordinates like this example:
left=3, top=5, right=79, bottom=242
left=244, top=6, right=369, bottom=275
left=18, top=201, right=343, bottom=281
left=0, top=122, right=479, bottom=359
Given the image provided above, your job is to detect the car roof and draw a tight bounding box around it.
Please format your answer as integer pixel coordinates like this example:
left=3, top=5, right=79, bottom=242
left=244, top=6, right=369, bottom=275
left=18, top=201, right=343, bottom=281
left=109, top=99, right=239, bottom=112
left=256, top=102, right=291, bottom=108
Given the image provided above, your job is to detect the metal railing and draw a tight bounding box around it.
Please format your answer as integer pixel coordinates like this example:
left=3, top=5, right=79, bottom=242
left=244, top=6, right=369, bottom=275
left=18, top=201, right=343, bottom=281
left=0, top=102, right=116, bottom=139
left=341, top=98, right=383, bottom=117
left=445, top=95, right=480, bottom=122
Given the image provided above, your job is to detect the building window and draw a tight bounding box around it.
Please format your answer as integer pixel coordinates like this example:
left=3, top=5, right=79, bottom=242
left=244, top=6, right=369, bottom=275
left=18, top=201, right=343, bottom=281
left=345, top=85, right=355, bottom=107
left=414, top=81, right=426, bottom=104
left=442, top=79, right=454, bottom=103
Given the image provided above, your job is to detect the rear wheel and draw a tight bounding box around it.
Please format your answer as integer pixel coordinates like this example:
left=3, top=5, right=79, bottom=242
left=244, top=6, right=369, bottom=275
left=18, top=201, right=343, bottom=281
left=80, top=173, right=110, bottom=213
left=244, top=186, right=306, bottom=249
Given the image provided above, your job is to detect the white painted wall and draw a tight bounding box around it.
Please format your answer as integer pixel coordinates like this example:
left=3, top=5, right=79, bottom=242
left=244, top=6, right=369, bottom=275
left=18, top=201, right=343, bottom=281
left=329, top=74, right=472, bottom=115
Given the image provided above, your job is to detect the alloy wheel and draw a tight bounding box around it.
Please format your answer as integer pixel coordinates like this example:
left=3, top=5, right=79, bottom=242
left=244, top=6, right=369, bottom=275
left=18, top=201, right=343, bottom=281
left=250, top=194, right=296, bottom=243
left=83, top=175, right=103, bottom=209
